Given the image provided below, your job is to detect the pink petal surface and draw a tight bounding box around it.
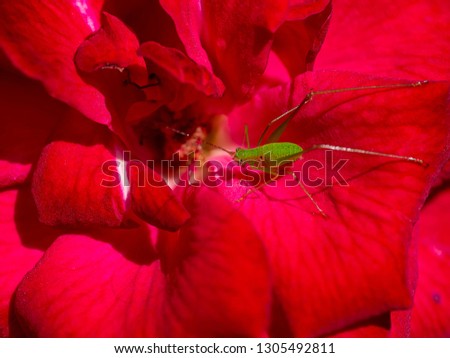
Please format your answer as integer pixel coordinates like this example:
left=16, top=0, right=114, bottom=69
left=222, top=71, right=450, bottom=336
left=0, top=0, right=111, bottom=124
left=0, top=71, right=65, bottom=188
left=0, top=188, right=61, bottom=337
left=12, top=188, right=270, bottom=337
left=315, top=0, right=450, bottom=80
left=411, top=187, right=450, bottom=337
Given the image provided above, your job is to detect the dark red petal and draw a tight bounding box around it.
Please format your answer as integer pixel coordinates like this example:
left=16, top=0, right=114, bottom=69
left=0, top=188, right=60, bottom=337
left=0, top=71, right=65, bottom=188
left=139, top=41, right=225, bottom=110
left=316, top=0, right=450, bottom=80
left=411, top=187, right=450, bottom=337
left=13, top=188, right=270, bottom=337
left=225, top=71, right=450, bottom=336
left=32, top=110, right=127, bottom=226
left=431, top=160, right=450, bottom=189
left=287, top=0, right=331, bottom=19
left=328, top=311, right=411, bottom=337
left=270, top=0, right=331, bottom=78
left=328, top=314, right=391, bottom=337
left=128, top=160, right=190, bottom=231
left=104, top=0, right=185, bottom=51
left=0, top=0, right=110, bottom=124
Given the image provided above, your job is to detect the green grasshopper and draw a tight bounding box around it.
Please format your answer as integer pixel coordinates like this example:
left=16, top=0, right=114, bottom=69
left=203, top=80, right=429, bottom=216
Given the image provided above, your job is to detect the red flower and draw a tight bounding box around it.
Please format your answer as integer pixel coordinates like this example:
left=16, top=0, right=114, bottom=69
left=0, top=0, right=449, bottom=337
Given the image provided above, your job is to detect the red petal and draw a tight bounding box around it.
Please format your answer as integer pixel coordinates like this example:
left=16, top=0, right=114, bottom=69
left=411, top=187, right=450, bottom=337
left=0, top=71, right=64, bottom=188
left=12, top=188, right=270, bottom=337
left=186, top=0, right=290, bottom=98
left=128, top=160, right=190, bottom=231
left=11, top=229, right=158, bottom=337
left=104, top=0, right=185, bottom=51
left=75, top=12, right=146, bottom=74
left=139, top=41, right=225, bottom=110
left=159, top=0, right=214, bottom=71
left=32, top=110, right=127, bottom=226
left=270, top=0, right=331, bottom=78
left=158, top=187, right=271, bottom=336
left=165, top=0, right=331, bottom=98
left=223, top=71, right=450, bottom=336
left=0, top=188, right=60, bottom=337
left=74, top=12, right=151, bottom=132
left=0, top=0, right=110, bottom=124
left=316, top=0, right=450, bottom=80
left=31, top=109, right=189, bottom=231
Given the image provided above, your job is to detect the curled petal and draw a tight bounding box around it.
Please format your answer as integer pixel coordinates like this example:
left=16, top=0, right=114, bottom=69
left=32, top=110, right=187, bottom=231
left=74, top=11, right=150, bottom=132
left=139, top=41, right=225, bottom=110
left=75, top=12, right=146, bottom=75
left=271, top=1, right=331, bottom=78
left=32, top=111, right=127, bottom=227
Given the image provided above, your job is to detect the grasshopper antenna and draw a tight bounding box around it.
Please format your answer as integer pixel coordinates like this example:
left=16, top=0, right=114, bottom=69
left=203, top=141, right=235, bottom=156
left=303, top=144, right=429, bottom=167
left=257, top=80, right=429, bottom=146
left=309, top=80, right=428, bottom=97
left=165, top=127, right=234, bottom=156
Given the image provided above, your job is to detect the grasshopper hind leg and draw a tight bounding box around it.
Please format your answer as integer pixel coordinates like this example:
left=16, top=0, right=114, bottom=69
left=293, top=173, right=328, bottom=218
left=235, top=169, right=328, bottom=218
